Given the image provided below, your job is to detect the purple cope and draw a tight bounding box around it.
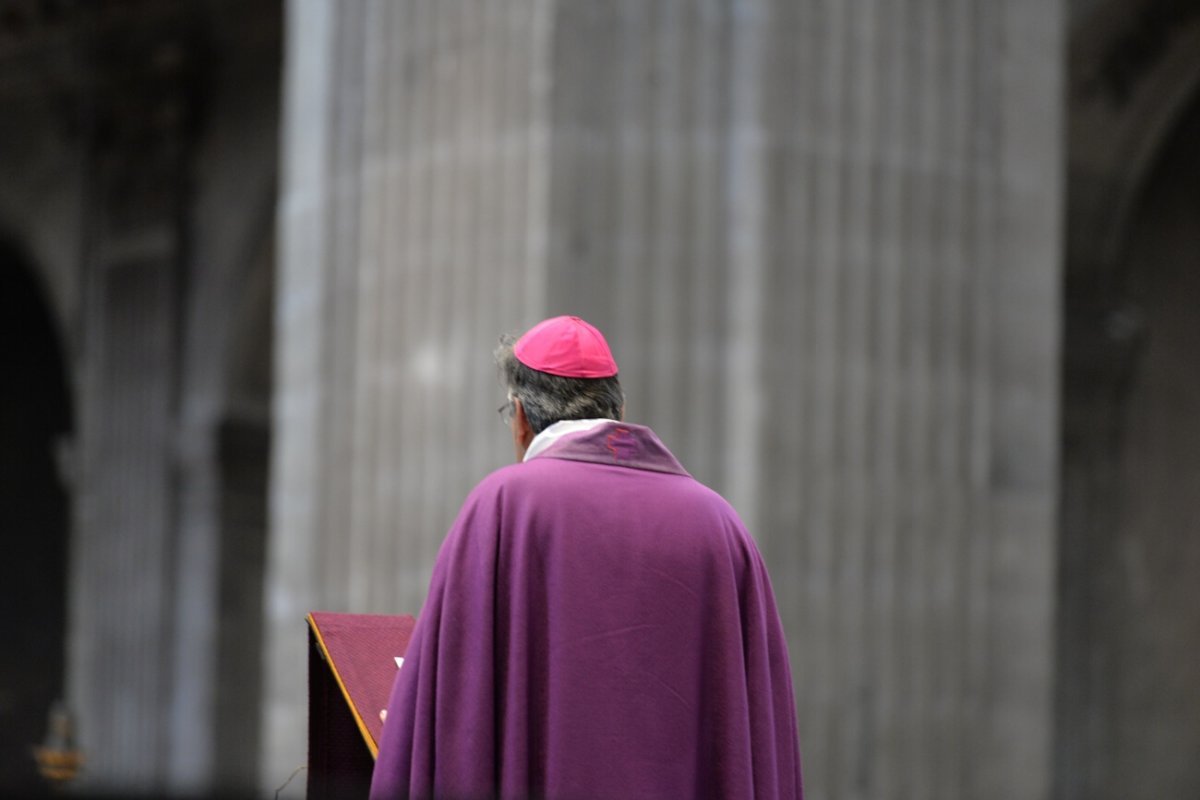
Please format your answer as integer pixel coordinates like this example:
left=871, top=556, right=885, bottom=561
left=370, top=421, right=803, bottom=799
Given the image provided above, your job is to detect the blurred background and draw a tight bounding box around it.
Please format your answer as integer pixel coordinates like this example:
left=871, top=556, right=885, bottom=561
left=0, top=0, right=1197, bottom=798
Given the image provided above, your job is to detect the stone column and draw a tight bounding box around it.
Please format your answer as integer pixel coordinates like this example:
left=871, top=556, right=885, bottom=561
left=542, top=3, right=1062, bottom=798
left=268, top=2, right=1063, bottom=798
left=265, top=0, right=554, bottom=788
left=69, top=19, right=198, bottom=793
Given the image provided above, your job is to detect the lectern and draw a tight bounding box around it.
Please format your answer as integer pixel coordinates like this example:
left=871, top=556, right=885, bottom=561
left=307, top=611, right=416, bottom=798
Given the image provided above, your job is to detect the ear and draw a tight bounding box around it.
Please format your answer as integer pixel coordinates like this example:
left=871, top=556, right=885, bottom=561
left=512, top=398, right=536, bottom=460
left=514, top=399, right=535, bottom=444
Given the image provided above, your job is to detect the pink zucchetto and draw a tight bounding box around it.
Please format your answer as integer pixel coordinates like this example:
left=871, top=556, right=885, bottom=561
left=513, top=315, right=619, bottom=378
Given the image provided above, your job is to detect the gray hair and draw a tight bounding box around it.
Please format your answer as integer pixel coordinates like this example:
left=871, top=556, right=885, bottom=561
left=494, top=334, right=624, bottom=434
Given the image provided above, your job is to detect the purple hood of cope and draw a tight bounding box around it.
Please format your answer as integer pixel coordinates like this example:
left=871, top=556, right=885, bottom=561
left=371, top=421, right=803, bottom=799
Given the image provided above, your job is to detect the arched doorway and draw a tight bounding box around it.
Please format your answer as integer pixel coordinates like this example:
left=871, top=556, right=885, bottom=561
left=0, top=240, right=73, bottom=789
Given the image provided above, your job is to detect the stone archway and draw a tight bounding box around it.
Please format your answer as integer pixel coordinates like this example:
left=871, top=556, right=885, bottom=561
left=0, top=239, right=73, bottom=790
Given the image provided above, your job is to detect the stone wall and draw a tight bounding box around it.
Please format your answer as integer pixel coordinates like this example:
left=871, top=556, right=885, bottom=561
left=0, top=2, right=281, bottom=793
left=1059, top=3, right=1200, bottom=798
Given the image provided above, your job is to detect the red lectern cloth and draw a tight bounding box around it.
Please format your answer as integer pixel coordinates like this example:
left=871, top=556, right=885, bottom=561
left=307, top=611, right=416, bottom=755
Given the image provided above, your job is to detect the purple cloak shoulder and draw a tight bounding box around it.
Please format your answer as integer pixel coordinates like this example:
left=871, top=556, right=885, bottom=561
left=371, top=423, right=802, bottom=799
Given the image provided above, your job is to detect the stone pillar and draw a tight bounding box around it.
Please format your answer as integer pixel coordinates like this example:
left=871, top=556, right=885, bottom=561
left=69, top=20, right=198, bottom=792
left=268, top=2, right=1063, bottom=798
left=166, top=6, right=281, bottom=791
left=542, top=3, right=1062, bottom=798
left=265, top=0, right=554, bottom=788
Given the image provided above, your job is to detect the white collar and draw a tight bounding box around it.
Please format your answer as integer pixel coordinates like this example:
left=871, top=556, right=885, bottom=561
left=523, top=419, right=614, bottom=461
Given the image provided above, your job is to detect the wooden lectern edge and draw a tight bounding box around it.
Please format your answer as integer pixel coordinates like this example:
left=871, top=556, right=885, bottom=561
left=307, top=612, right=380, bottom=759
